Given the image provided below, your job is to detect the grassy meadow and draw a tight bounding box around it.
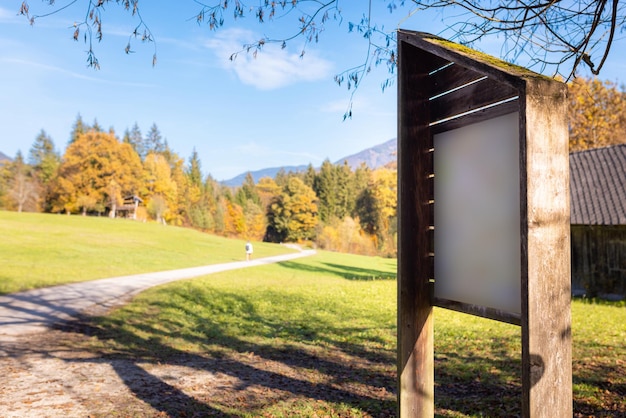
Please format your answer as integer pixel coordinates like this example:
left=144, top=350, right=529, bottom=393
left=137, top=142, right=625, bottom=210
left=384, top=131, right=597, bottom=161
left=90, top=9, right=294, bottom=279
left=2, top=210, right=625, bottom=416
left=0, top=210, right=293, bottom=294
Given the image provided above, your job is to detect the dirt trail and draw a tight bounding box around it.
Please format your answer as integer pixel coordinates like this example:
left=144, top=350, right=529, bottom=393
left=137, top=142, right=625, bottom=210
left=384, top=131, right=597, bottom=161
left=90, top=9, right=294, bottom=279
left=1, top=249, right=381, bottom=418
left=0, top=250, right=316, bottom=336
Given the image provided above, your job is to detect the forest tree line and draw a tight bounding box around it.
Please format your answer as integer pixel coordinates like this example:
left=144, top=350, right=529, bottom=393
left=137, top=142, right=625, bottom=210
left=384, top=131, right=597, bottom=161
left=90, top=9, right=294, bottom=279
left=0, top=115, right=398, bottom=257
left=1, top=76, right=625, bottom=257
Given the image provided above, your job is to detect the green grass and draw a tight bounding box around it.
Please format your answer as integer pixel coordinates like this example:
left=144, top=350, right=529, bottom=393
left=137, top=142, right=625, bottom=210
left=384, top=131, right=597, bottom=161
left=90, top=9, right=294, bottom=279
left=58, top=251, right=625, bottom=417
left=65, top=251, right=399, bottom=417
left=3, top=211, right=624, bottom=416
left=0, top=210, right=293, bottom=294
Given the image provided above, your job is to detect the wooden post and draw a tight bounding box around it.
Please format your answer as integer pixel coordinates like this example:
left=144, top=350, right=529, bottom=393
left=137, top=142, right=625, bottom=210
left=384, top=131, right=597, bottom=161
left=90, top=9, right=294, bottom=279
left=397, top=40, right=435, bottom=417
left=521, top=78, right=572, bottom=417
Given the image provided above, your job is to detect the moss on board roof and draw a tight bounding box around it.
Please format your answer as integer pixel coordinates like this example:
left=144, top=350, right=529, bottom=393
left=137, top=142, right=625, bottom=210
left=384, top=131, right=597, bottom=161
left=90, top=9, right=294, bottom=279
left=404, top=30, right=555, bottom=82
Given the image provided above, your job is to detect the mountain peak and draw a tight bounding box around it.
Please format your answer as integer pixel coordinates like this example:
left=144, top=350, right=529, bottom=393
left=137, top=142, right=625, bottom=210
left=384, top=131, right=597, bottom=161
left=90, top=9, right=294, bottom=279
left=334, top=138, right=396, bottom=170
left=221, top=138, right=397, bottom=187
left=0, top=151, right=12, bottom=163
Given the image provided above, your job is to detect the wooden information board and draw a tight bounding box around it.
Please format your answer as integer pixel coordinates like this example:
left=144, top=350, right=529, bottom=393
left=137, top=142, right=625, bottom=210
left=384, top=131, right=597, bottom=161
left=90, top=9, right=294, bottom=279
left=397, top=30, right=572, bottom=417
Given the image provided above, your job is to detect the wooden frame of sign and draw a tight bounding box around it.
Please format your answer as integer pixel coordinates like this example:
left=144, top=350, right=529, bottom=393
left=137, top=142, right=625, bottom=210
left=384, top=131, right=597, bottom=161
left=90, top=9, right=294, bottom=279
left=397, top=30, right=572, bottom=417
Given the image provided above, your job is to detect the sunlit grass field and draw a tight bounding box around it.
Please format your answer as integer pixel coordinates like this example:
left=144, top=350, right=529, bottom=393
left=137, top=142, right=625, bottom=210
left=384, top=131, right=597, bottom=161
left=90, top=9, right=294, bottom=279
left=2, top=210, right=624, bottom=416
left=78, top=254, right=624, bottom=417
left=0, top=210, right=293, bottom=294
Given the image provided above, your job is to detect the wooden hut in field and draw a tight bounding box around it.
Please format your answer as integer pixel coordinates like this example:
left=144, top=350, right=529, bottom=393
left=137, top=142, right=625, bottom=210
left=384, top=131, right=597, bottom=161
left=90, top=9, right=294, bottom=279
left=115, top=195, right=143, bottom=219
left=570, top=144, right=626, bottom=297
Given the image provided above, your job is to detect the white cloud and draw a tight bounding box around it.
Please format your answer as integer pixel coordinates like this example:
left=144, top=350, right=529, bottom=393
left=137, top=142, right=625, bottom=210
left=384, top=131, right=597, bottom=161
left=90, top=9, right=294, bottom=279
left=204, top=28, right=333, bottom=90
left=1, top=57, right=156, bottom=88
left=0, top=6, right=22, bottom=23
left=0, top=6, right=13, bottom=17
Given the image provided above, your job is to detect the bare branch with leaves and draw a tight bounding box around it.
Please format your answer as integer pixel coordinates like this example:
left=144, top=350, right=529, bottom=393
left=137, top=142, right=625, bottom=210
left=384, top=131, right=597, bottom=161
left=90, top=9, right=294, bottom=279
left=17, top=1, right=626, bottom=109
left=19, top=0, right=157, bottom=69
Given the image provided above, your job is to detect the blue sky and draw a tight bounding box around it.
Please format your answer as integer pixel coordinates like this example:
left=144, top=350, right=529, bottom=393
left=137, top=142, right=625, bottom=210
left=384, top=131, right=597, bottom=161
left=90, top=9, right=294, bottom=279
left=1, top=2, right=625, bottom=181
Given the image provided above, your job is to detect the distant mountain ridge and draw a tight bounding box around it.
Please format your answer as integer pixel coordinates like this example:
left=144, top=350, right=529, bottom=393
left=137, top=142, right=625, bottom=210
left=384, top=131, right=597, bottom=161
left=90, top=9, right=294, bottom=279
left=221, top=138, right=397, bottom=187
left=0, top=151, right=12, bottom=163
left=221, top=164, right=310, bottom=187
left=335, top=138, right=396, bottom=170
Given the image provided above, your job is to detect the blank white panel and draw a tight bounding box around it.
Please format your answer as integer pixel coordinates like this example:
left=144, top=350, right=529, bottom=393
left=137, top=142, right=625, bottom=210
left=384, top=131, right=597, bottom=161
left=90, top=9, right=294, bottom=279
left=434, top=112, right=521, bottom=315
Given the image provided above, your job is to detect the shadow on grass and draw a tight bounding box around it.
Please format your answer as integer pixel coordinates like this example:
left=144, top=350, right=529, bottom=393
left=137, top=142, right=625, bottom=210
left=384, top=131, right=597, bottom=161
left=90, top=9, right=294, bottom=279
left=278, top=260, right=396, bottom=281
left=7, top=308, right=622, bottom=417
left=572, top=360, right=626, bottom=417
left=42, top=284, right=397, bottom=416
left=432, top=342, right=626, bottom=417
left=3, top=274, right=621, bottom=416
left=433, top=349, right=522, bottom=417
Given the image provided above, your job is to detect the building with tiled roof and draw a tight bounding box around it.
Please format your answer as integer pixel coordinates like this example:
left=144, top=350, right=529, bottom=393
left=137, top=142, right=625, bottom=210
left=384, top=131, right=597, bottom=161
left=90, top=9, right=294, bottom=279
left=570, top=144, right=626, bottom=297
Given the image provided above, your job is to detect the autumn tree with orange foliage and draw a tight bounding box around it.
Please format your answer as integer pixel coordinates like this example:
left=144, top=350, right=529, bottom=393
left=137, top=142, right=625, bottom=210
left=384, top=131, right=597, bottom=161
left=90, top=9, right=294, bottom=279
left=568, top=77, right=626, bottom=151
left=142, top=153, right=177, bottom=223
left=51, top=131, right=142, bottom=215
left=256, top=177, right=281, bottom=209
left=5, top=116, right=408, bottom=256
left=355, top=167, right=397, bottom=256
left=223, top=200, right=246, bottom=237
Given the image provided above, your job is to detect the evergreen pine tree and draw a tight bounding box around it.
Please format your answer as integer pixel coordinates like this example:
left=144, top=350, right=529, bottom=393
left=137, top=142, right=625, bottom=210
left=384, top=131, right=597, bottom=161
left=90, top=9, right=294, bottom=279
left=303, top=164, right=316, bottom=187
left=145, top=123, right=165, bottom=155
left=28, top=130, right=60, bottom=185
left=235, top=172, right=260, bottom=208
left=92, top=118, right=103, bottom=132
left=186, top=148, right=203, bottom=187
left=313, top=159, right=337, bottom=222
left=123, top=122, right=146, bottom=160
left=69, top=113, right=87, bottom=144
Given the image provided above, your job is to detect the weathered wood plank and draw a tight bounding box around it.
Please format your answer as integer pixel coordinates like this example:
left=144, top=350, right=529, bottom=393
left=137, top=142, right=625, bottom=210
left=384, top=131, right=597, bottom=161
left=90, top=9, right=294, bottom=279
left=571, top=225, right=626, bottom=295
left=397, top=39, right=435, bottom=417
left=429, top=77, right=518, bottom=124
left=397, top=33, right=450, bottom=75
left=434, top=298, right=522, bottom=325
left=430, top=99, right=519, bottom=134
left=427, top=63, right=485, bottom=99
left=522, top=78, right=572, bottom=418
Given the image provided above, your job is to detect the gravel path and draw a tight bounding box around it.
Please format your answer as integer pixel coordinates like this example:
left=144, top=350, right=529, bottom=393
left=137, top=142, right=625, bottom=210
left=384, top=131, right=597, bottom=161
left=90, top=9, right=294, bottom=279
left=0, top=249, right=316, bottom=337
left=0, top=248, right=399, bottom=417
left=0, top=249, right=331, bottom=417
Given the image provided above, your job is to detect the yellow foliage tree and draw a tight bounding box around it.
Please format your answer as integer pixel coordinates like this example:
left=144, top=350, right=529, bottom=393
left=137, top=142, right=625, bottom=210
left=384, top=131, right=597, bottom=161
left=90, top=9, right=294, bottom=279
left=168, top=154, right=187, bottom=226
left=568, top=77, right=626, bottom=151
left=223, top=200, right=246, bottom=237
left=266, top=177, right=318, bottom=242
left=256, top=176, right=281, bottom=209
left=371, top=168, right=397, bottom=221
left=316, top=216, right=377, bottom=255
left=142, top=153, right=177, bottom=223
left=355, top=167, right=397, bottom=255
left=53, top=131, right=142, bottom=215
left=244, top=201, right=266, bottom=241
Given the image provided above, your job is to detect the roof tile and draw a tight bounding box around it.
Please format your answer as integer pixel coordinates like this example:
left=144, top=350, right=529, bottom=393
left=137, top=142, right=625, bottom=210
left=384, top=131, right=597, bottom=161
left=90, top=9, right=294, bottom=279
left=570, top=144, right=626, bottom=225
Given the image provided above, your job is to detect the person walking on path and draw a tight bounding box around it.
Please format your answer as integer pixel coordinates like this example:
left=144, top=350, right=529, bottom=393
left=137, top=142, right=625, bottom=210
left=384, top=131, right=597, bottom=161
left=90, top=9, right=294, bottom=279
left=245, top=241, right=253, bottom=261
